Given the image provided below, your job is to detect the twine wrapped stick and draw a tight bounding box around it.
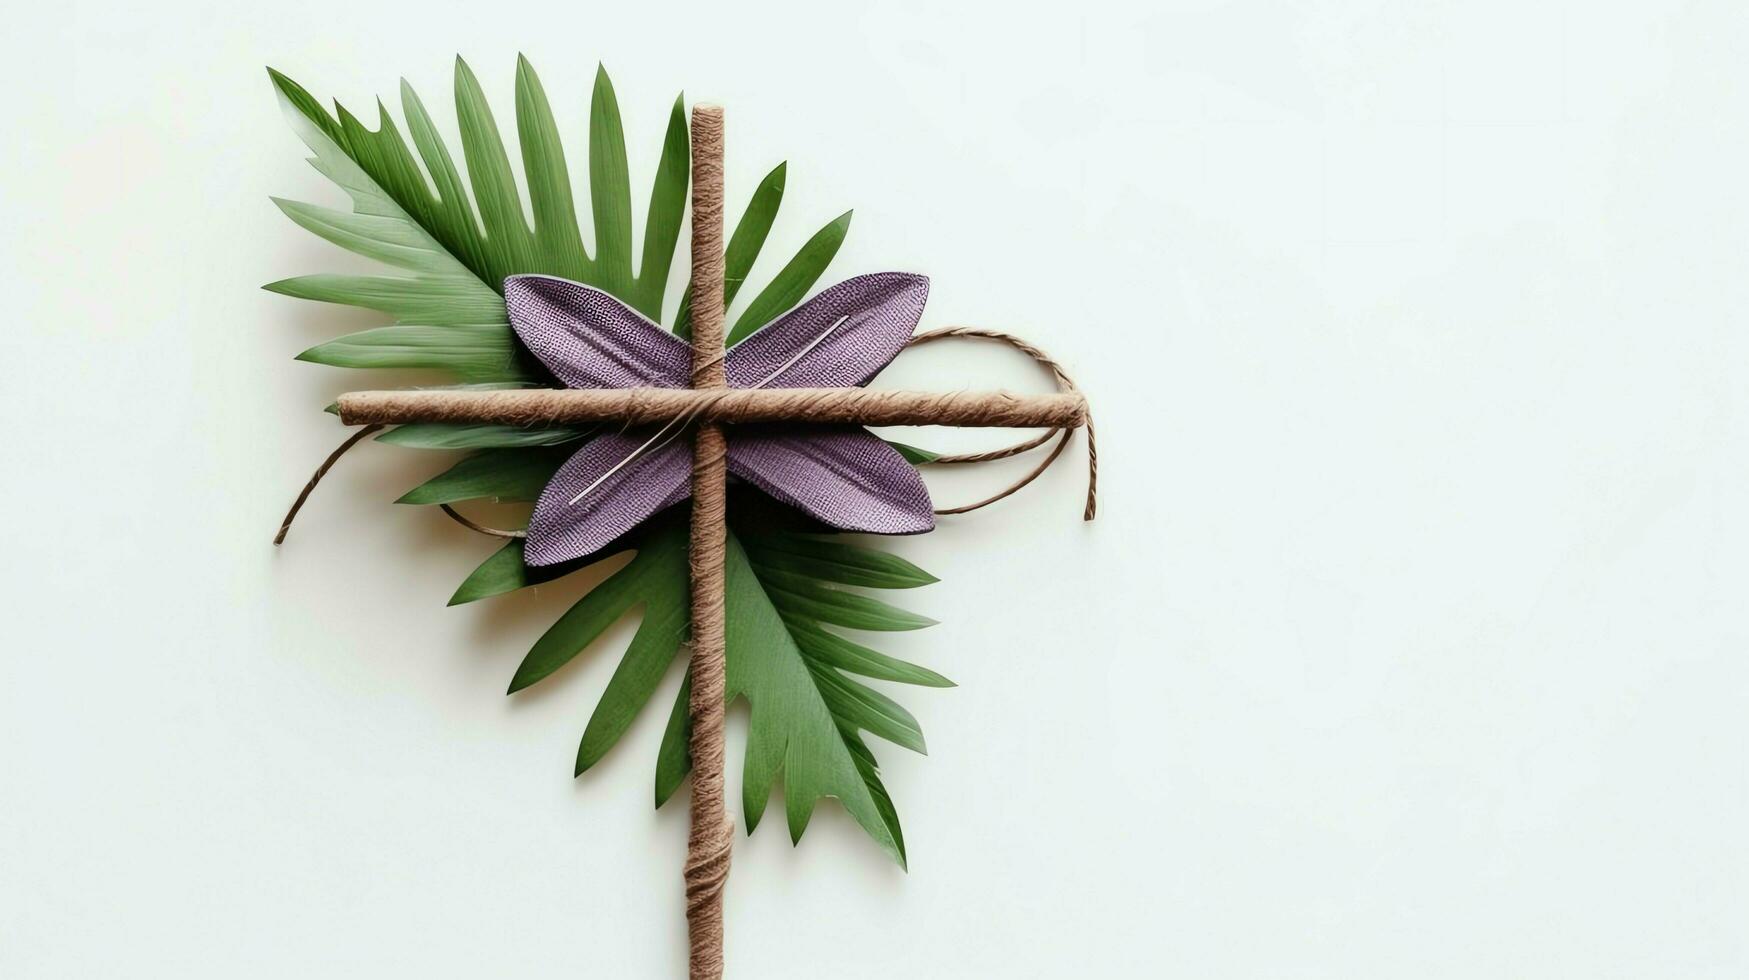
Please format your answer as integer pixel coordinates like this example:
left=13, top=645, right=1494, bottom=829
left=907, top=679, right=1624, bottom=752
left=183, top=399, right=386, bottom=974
left=335, top=387, right=1088, bottom=429
left=316, top=107, right=1093, bottom=980
left=681, top=105, right=734, bottom=980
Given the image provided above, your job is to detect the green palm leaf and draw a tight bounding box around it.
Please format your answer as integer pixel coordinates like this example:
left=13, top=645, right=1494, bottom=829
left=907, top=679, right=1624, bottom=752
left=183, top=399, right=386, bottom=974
left=643, top=532, right=941, bottom=867
left=635, top=96, right=691, bottom=321
left=453, top=57, right=540, bottom=280
left=396, top=446, right=571, bottom=505
left=514, top=55, right=590, bottom=282
left=585, top=64, right=636, bottom=299
left=269, top=58, right=944, bottom=863
left=448, top=539, right=583, bottom=606
left=507, top=521, right=689, bottom=694
left=514, top=528, right=942, bottom=867
left=727, top=209, right=853, bottom=344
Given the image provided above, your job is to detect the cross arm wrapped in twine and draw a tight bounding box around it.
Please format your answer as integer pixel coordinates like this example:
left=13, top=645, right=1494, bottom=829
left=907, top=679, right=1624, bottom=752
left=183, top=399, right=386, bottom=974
left=335, top=387, right=1087, bottom=428
left=274, top=330, right=1098, bottom=545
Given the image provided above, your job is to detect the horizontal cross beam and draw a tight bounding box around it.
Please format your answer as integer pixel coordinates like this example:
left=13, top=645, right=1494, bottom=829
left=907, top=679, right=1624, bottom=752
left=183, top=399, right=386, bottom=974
left=336, top=388, right=1087, bottom=429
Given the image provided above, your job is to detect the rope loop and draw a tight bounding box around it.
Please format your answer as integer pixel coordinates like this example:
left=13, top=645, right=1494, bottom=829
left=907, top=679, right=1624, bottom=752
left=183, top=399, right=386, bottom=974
left=901, top=327, right=1097, bottom=520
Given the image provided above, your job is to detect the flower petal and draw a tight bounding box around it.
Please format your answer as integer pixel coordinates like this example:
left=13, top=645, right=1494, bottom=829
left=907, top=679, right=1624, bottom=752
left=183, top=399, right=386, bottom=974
left=727, top=427, right=934, bottom=535
left=725, top=273, right=928, bottom=389
left=505, top=274, right=690, bottom=389
left=525, top=431, right=691, bottom=566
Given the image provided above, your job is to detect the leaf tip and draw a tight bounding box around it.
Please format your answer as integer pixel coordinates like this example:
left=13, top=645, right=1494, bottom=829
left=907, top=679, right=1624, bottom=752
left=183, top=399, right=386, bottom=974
left=655, top=765, right=686, bottom=809
left=452, top=53, right=478, bottom=85
left=264, top=66, right=306, bottom=103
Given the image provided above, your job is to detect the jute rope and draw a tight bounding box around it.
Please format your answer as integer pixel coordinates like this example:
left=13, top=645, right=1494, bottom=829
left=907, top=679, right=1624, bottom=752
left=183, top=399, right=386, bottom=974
left=904, top=326, right=1098, bottom=520
left=682, top=104, right=733, bottom=980
left=335, top=387, right=1086, bottom=428
left=437, top=504, right=524, bottom=539
left=272, top=423, right=384, bottom=545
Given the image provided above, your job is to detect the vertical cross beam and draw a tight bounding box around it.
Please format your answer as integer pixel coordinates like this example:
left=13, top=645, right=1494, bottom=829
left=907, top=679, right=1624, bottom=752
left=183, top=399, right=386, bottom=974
left=682, top=104, right=732, bottom=980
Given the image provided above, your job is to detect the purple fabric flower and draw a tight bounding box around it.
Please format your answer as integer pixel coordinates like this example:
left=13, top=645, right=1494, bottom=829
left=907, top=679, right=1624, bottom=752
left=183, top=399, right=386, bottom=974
left=505, top=272, right=936, bottom=567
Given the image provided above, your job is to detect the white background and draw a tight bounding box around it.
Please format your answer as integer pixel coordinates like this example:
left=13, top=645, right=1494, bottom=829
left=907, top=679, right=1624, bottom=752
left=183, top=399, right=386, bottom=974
left=3, top=1, right=1746, bottom=976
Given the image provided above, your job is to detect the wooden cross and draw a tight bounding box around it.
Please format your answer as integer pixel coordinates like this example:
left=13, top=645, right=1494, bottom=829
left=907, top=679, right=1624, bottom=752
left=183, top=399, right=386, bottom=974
left=335, top=106, right=1088, bottom=980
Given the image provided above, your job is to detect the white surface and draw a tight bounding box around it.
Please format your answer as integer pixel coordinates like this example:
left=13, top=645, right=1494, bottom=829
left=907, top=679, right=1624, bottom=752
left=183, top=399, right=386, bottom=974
left=3, top=1, right=1746, bottom=976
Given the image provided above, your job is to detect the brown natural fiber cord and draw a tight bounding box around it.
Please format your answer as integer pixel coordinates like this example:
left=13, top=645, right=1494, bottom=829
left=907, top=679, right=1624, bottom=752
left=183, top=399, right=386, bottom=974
left=682, top=103, right=733, bottom=980
left=272, top=424, right=384, bottom=544
left=436, top=504, right=525, bottom=539
left=336, top=387, right=1086, bottom=429
left=901, top=327, right=1099, bottom=520
left=929, top=427, right=1057, bottom=464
